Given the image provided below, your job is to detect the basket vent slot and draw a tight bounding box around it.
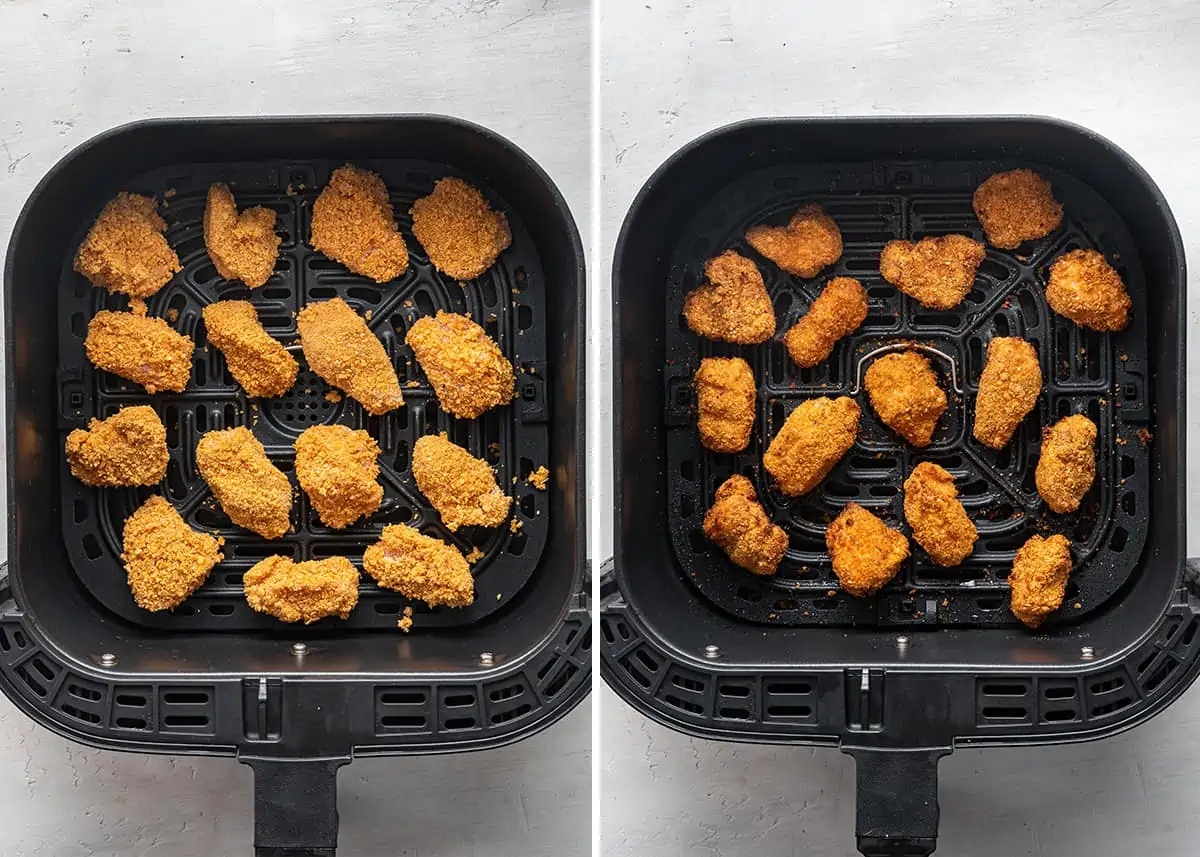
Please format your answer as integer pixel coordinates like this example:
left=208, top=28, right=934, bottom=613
left=375, top=685, right=432, bottom=735
left=976, top=678, right=1032, bottom=726
left=157, top=685, right=214, bottom=734
left=762, top=675, right=818, bottom=724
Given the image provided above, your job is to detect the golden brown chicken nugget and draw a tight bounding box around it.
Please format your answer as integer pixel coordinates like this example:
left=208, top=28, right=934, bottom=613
left=903, top=461, right=977, bottom=566
left=826, top=503, right=910, bottom=596
left=405, top=311, right=514, bottom=418
left=203, top=183, right=280, bottom=288
left=411, top=177, right=512, bottom=281
left=196, top=427, right=292, bottom=539
left=1046, top=249, right=1131, bottom=331
left=85, top=310, right=194, bottom=393
left=745, top=204, right=842, bottom=278
left=121, top=495, right=222, bottom=612
left=695, top=357, right=756, bottom=453
left=294, top=424, right=383, bottom=529
left=243, top=555, right=360, bottom=623
left=203, top=300, right=298, bottom=398
left=702, top=475, right=788, bottom=576
left=864, top=351, right=948, bottom=447
left=65, top=405, right=168, bottom=487
left=973, top=169, right=1064, bottom=250
left=1009, top=533, right=1072, bottom=628
left=363, top=524, right=475, bottom=608
left=763, top=396, right=860, bottom=496
left=783, top=276, right=867, bottom=368
left=412, top=434, right=511, bottom=531
left=74, top=192, right=181, bottom=300
left=297, top=297, right=403, bottom=415
left=973, top=337, right=1042, bottom=450
left=880, top=235, right=985, bottom=310
left=1036, top=414, right=1097, bottom=514
left=683, top=250, right=776, bottom=344
left=310, top=165, right=409, bottom=282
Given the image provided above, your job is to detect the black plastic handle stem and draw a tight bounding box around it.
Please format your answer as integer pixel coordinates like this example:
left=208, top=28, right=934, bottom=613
left=243, top=756, right=350, bottom=857
left=846, top=748, right=948, bottom=856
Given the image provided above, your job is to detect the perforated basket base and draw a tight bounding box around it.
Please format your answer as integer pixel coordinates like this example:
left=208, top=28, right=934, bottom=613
left=58, top=158, right=550, bottom=631
left=664, top=161, right=1150, bottom=627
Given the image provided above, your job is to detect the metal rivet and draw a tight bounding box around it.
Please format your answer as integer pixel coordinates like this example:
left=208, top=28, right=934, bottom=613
left=479, top=652, right=495, bottom=666
left=291, top=642, right=308, bottom=656
left=896, top=636, right=909, bottom=648
left=703, top=645, right=721, bottom=659
left=99, top=653, right=117, bottom=667
left=1081, top=646, right=1095, bottom=660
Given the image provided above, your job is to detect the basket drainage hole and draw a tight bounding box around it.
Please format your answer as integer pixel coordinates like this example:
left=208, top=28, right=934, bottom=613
left=82, top=534, right=102, bottom=561
left=115, top=717, right=147, bottom=729
left=444, top=694, right=475, bottom=708
left=164, top=692, right=209, bottom=705
left=445, top=717, right=476, bottom=730
left=164, top=715, right=209, bottom=727
left=1044, top=709, right=1077, bottom=722
left=1044, top=686, right=1076, bottom=701
left=116, top=694, right=147, bottom=707
left=736, top=584, right=764, bottom=603
left=208, top=604, right=235, bottom=616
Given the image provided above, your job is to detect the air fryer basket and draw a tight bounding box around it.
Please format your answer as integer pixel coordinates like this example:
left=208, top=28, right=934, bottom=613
left=5, top=117, right=588, bottom=855
left=600, top=117, right=1192, bottom=856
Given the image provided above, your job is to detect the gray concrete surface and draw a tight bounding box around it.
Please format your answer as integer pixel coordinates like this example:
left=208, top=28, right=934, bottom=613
left=0, top=2, right=591, bottom=855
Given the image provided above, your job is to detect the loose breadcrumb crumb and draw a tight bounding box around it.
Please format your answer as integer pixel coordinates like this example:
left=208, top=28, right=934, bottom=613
left=398, top=606, right=414, bottom=632
left=465, top=546, right=485, bottom=564
left=527, top=466, right=550, bottom=491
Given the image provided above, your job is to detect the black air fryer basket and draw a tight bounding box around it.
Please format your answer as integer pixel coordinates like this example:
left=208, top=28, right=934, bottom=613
left=4, top=116, right=588, bottom=855
left=600, top=117, right=1193, bottom=855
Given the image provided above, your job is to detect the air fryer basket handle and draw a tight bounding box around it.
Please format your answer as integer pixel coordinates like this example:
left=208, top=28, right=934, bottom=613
left=243, top=756, right=350, bottom=857
left=846, top=747, right=947, bottom=857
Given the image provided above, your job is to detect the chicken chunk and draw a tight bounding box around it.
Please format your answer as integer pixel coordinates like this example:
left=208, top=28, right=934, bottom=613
left=763, top=396, right=860, bottom=496
left=74, top=192, right=180, bottom=300
left=903, top=461, right=978, bottom=566
left=880, top=235, right=986, bottom=310
left=65, top=405, right=168, bottom=487
left=310, top=165, right=409, bottom=282
left=682, top=250, right=776, bottom=344
left=297, top=297, right=403, bottom=415
left=782, top=276, right=867, bottom=368
left=196, top=427, right=293, bottom=539
left=1046, top=249, right=1131, bottom=331
left=972, top=169, right=1064, bottom=249
left=363, top=524, right=475, bottom=608
left=410, top=177, right=512, bottom=281
left=864, top=351, right=948, bottom=447
left=405, top=310, right=514, bottom=418
left=203, top=300, right=298, bottom=398
left=702, top=475, right=788, bottom=576
left=412, top=434, right=511, bottom=530
left=293, top=424, right=383, bottom=529
left=1009, top=533, right=1072, bottom=628
left=243, top=555, right=360, bottom=623
left=1036, top=414, right=1097, bottom=514
left=203, top=183, right=280, bottom=288
left=85, top=310, right=194, bottom=393
left=826, top=503, right=910, bottom=596
left=973, top=337, right=1042, bottom=450
left=121, top=495, right=222, bottom=612
left=745, top=204, right=842, bottom=278
left=694, top=356, right=756, bottom=453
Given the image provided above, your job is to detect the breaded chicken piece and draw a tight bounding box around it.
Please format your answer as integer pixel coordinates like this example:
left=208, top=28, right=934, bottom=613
left=903, top=461, right=978, bottom=566
left=196, top=427, right=292, bottom=539
left=412, top=434, right=511, bottom=531
left=880, top=235, right=986, bottom=310
left=702, top=475, right=788, bottom=576
left=74, top=192, right=181, bottom=300
left=1036, top=414, right=1097, bottom=514
left=310, top=165, right=409, bottom=282
left=203, top=183, right=280, bottom=288
left=783, top=276, right=867, bottom=368
left=405, top=311, right=515, bottom=418
left=1046, top=249, right=1131, bottom=331
left=695, top=356, right=756, bottom=453
left=363, top=524, right=475, bottom=607
left=203, top=300, right=298, bottom=398
left=864, top=351, right=948, bottom=447
left=411, top=177, right=512, bottom=281
left=65, top=405, right=168, bottom=487
left=973, top=337, right=1042, bottom=450
left=683, top=250, right=776, bottom=344
left=243, top=555, right=360, bottom=623
left=973, top=169, right=1064, bottom=249
left=297, top=298, right=403, bottom=415
left=1009, top=533, right=1072, bottom=628
left=826, top=503, right=910, bottom=596
left=121, top=495, right=222, bottom=612
left=85, top=310, right=194, bottom=393
left=745, top=204, right=842, bottom=278
left=763, top=396, right=860, bottom=496
left=294, top=425, right=383, bottom=529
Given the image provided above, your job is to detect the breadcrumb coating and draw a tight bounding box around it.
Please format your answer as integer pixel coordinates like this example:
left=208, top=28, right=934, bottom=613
left=203, top=183, right=280, bottom=288
left=121, top=495, right=222, bottom=612
left=1046, top=249, right=1131, bottom=331
left=694, top=356, right=756, bottom=453
left=527, top=465, right=550, bottom=491
left=972, top=337, right=1042, bottom=450
left=74, top=192, right=180, bottom=299
left=880, top=235, right=985, bottom=310
left=903, top=461, right=977, bottom=566
left=412, top=434, right=511, bottom=531
left=683, top=250, right=776, bottom=344
left=297, top=298, right=403, bottom=415
left=1009, top=533, right=1072, bottom=628
left=763, top=396, right=860, bottom=496
left=826, top=503, right=910, bottom=596
left=294, top=425, right=383, bottom=529
left=783, top=276, right=867, bottom=368
left=405, top=310, right=514, bottom=418
left=310, top=165, right=409, bottom=283
left=65, top=405, right=168, bottom=487
left=1036, top=414, right=1097, bottom=514
left=196, top=427, right=292, bottom=539
left=243, top=555, right=360, bottom=623
left=203, top=300, right=298, bottom=398
left=85, top=310, right=194, bottom=393
left=363, top=524, right=475, bottom=608
left=702, top=475, right=788, bottom=576
left=973, top=169, right=1063, bottom=250
left=411, top=177, right=511, bottom=281
left=864, top=351, right=948, bottom=447
left=745, top=204, right=842, bottom=278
